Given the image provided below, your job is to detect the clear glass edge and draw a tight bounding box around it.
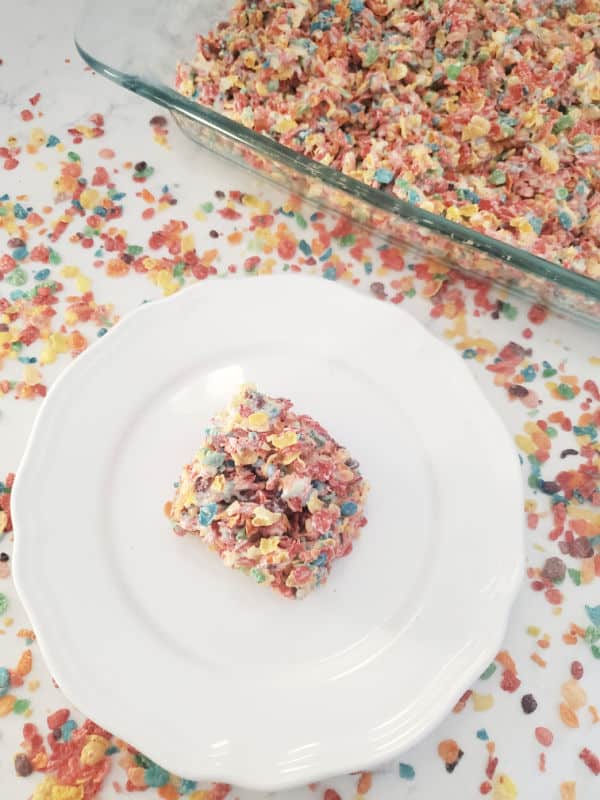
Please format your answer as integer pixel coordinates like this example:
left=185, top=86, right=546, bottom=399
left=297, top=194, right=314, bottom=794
left=75, top=39, right=600, bottom=307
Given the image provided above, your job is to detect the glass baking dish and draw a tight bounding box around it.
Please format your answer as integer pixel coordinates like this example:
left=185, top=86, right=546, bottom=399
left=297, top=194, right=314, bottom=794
left=75, top=0, right=600, bottom=324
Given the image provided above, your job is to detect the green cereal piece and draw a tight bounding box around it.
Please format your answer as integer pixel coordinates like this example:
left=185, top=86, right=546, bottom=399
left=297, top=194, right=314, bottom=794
left=13, top=699, right=31, bottom=714
left=567, top=569, right=581, bottom=586
left=479, top=663, right=496, bottom=680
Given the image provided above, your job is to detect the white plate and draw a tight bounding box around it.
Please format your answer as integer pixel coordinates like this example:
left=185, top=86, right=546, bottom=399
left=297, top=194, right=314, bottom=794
left=13, top=275, right=523, bottom=790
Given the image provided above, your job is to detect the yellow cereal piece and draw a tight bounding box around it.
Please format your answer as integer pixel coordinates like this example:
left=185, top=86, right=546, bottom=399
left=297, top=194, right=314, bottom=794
left=274, top=116, right=296, bottom=134
left=182, top=234, right=195, bottom=253
left=512, top=217, right=533, bottom=235
left=521, top=107, right=542, bottom=128
left=233, top=450, right=258, bottom=466
left=252, top=507, right=282, bottom=527
left=462, top=115, right=491, bottom=141
left=307, top=492, right=323, bottom=514
left=80, top=735, right=109, bottom=766
left=445, top=205, right=462, bottom=223
left=472, top=692, right=494, bottom=711
left=246, top=412, right=269, bottom=431
left=211, top=475, right=226, bottom=493
left=79, top=188, right=100, bottom=210
left=280, top=449, right=301, bottom=465
left=39, top=347, right=57, bottom=365
left=538, top=145, right=559, bottom=173
left=30, top=127, right=47, bottom=147
left=32, top=776, right=56, bottom=800
left=515, top=434, right=536, bottom=455
left=388, top=62, right=408, bottom=81
left=49, top=333, right=69, bottom=353
left=75, top=274, right=91, bottom=293
left=0, top=511, right=7, bottom=533
left=269, top=430, right=298, bottom=449
left=189, top=792, right=209, bottom=800
left=52, top=786, right=84, bottom=800
left=23, top=365, right=42, bottom=386
left=259, top=536, right=280, bottom=555
left=527, top=625, right=541, bottom=637
left=493, top=774, right=518, bottom=800
left=61, top=265, right=80, bottom=279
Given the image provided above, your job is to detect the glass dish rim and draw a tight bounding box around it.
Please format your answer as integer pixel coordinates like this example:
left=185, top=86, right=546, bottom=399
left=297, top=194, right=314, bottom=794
left=75, top=38, right=600, bottom=304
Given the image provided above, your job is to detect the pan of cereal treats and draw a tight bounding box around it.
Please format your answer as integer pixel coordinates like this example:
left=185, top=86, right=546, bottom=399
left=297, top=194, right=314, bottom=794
left=176, top=0, right=599, bottom=280
left=76, top=0, right=600, bottom=318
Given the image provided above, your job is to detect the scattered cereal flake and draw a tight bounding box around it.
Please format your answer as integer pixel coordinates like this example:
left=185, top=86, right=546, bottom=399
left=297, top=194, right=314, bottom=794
left=560, top=782, right=576, bottom=800
left=472, top=693, right=494, bottom=711
left=492, top=774, right=518, bottom=800
left=559, top=703, right=580, bottom=729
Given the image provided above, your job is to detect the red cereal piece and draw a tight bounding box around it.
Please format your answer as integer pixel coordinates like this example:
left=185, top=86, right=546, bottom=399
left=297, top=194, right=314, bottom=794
left=571, top=661, right=584, bottom=680
left=47, top=708, right=70, bottom=729
left=500, top=670, right=521, bottom=693
left=579, top=748, right=600, bottom=776
left=528, top=305, right=548, bottom=325
left=535, top=727, right=553, bottom=747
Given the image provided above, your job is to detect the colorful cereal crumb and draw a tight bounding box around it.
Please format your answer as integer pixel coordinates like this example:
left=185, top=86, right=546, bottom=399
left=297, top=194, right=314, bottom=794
left=492, top=774, right=518, bottom=800
left=438, top=739, right=463, bottom=773
left=535, top=727, right=554, bottom=747
left=521, top=694, right=538, bottom=714
left=168, top=384, right=368, bottom=598
left=579, top=747, right=600, bottom=776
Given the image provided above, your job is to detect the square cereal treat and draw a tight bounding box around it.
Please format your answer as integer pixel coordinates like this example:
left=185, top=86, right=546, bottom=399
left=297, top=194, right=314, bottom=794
left=167, top=385, right=368, bottom=598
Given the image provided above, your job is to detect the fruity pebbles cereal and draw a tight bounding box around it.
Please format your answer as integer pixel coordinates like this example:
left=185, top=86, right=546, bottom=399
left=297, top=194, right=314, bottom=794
left=176, top=0, right=600, bottom=279
left=167, top=385, right=368, bottom=598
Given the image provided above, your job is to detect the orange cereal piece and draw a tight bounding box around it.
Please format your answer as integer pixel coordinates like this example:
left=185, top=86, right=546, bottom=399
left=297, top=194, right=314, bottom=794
left=496, top=650, right=517, bottom=674
left=127, top=767, right=146, bottom=788
left=561, top=680, right=587, bottom=711
left=560, top=782, right=576, bottom=800
left=15, top=648, right=32, bottom=677
left=560, top=703, right=580, bottom=728
left=438, top=739, right=460, bottom=764
left=357, top=772, right=373, bottom=794
left=0, top=695, right=16, bottom=716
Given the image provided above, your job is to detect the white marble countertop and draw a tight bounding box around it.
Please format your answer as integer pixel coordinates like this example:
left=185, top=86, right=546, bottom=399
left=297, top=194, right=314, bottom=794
left=1, top=2, right=599, bottom=799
